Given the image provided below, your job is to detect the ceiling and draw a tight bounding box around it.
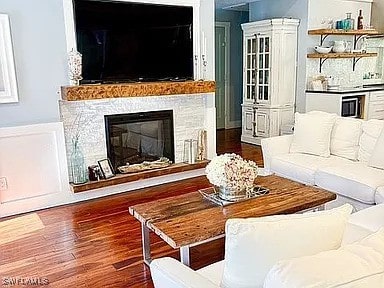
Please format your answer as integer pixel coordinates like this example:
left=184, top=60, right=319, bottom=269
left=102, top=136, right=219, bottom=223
left=215, top=0, right=261, bottom=11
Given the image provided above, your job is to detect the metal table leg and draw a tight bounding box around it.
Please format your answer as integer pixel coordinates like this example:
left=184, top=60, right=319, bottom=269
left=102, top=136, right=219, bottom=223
left=300, top=204, right=326, bottom=214
left=141, top=222, right=192, bottom=267
left=317, top=204, right=325, bottom=211
left=141, top=223, right=152, bottom=266
left=180, top=246, right=190, bottom=266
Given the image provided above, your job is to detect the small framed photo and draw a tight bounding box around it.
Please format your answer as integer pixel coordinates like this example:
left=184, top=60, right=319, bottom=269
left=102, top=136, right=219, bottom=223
left=98, top=159, right=115, bottom=179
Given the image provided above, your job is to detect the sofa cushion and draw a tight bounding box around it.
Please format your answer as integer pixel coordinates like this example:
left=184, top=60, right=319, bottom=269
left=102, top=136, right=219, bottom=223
left=264, top=229, right=384, bottom=288
left=330, top=117, right=362, bottom=161
left=315, top=163, right=384, bottom=204
left=271, top=153, right=351, bottom=185
left=221, top=204, right=353, bottom=288
left=197, top=261, right=224, bottom=286
left=358, top=119, right=384, bottom=163
left=369, top=127, right=384, bottom=170
left=150, top=257, right=218, bottom=288
left=347, top=203, right=384, bottom=233
left=376, top=187, right=384, bottom=205
left=290, top=111, right=337, bottom=157
left=342, top=223, right=372, bottom=245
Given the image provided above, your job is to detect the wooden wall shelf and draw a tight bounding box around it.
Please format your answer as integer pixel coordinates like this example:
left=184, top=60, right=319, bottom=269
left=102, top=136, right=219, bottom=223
left=308, top=29, right=379, bottom=48
left=307, top=52, right=377, bottom=73
left=61, top=80, right=216, bottom=101
left=71, top=160, right=209, bottom=193
left=307, top=28, right=380, bottom=73
left=307, top=52, right=377, bottom=59
left=308, top=29, right=379, bottom=36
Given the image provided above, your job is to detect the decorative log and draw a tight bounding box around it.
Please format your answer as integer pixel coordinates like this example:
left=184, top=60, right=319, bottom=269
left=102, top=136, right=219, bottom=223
left=61, top=80, right=216, bottom=101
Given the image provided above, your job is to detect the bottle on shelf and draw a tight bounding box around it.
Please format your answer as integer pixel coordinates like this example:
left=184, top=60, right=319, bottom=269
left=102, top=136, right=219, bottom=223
left=357, top=10, right=364, bottom=30
left=344, top=13, right=354, bottom=30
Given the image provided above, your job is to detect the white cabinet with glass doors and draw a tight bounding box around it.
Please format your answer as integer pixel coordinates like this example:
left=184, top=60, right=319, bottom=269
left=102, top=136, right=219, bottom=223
left=241, top=18, right=299, bottom=145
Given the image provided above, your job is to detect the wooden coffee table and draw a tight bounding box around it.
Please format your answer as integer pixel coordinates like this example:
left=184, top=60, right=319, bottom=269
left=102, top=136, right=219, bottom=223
left=129, top=175, right=336, bottom=266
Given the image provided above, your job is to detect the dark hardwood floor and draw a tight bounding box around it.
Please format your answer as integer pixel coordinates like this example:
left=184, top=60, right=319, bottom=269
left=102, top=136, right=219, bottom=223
left=0, top=129, right=262, bottom=287
left=216, top=128, right=263, bottom=165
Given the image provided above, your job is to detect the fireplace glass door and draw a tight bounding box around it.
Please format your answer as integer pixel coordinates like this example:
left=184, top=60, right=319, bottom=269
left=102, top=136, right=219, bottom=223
left=105, top=110, right=174, bottom=171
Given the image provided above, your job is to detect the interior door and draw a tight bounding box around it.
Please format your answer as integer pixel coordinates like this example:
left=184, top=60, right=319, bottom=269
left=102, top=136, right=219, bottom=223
left=215, top=25, right=226, bottom=129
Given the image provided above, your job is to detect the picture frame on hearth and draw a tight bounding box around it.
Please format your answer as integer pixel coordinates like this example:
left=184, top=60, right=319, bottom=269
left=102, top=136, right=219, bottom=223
left=0, top=14, right=18, bottom=103
left=98, top=158, right=115, bottom=179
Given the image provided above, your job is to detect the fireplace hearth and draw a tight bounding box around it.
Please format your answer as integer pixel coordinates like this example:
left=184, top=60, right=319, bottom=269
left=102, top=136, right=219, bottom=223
left=105, top=110, right=174, bottom=171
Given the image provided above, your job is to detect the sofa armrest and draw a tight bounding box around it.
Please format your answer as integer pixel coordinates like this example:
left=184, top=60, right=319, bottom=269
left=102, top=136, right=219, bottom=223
left=261, top=135, right=293, bottom=173
left=348, top=204, right=384, bottom=232
left=150, top=257, right=219, bottom=288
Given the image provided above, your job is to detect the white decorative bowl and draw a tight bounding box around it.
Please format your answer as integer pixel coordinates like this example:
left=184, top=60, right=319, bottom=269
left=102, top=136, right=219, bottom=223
left=314, top=46, right=333, bottom=54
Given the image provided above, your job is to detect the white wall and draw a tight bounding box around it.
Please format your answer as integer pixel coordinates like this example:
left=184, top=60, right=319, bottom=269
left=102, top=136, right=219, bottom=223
left=249, top=0, right=309, bottom=112
left=308, top=0, right=372, bottom=30
left=0, top=0, right=68, bottom=127
left=371, top=0, right=384, bottom=33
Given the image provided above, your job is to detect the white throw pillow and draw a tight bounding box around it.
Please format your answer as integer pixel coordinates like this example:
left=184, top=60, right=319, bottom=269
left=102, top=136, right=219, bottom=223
left=330, top=117, right=362, bottom=161
left=290, top=111, right=337, bottom=157
left=221, top=204, right=353, bottom=288
left=369, top=127, right=384, bottom=170
left=358, top=119, right=384, bottom=163
left=264, top=229, right=384, bottom=288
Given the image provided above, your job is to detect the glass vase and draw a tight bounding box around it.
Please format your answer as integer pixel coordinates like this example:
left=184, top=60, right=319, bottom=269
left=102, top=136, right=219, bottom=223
left=70, top=140, right=88, bottom=184
left=344, top=13, right=354, bottom=31
left=218, top=186, right=247, bottom=202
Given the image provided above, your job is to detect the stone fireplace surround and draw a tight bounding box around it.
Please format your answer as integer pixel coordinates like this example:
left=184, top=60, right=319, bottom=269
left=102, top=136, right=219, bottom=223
left=59, top=81, right=216, bottom=185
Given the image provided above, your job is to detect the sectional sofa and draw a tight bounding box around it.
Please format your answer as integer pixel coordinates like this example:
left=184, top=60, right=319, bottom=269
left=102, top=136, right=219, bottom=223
left=150, top=204, right=384, bottom=287
left=261, top=111, right=384, bottom=210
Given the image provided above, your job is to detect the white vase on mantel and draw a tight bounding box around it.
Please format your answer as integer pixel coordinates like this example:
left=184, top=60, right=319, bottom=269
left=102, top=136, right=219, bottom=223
left=68, top=48, right=83, bottom=86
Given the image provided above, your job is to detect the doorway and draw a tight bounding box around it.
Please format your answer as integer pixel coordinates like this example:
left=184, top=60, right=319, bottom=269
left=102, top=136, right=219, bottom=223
left=215, top=22, right=230, bottom=129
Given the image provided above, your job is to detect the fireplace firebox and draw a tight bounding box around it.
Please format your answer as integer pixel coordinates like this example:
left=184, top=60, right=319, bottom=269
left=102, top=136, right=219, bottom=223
left=105, top=110, right=174, bottom=171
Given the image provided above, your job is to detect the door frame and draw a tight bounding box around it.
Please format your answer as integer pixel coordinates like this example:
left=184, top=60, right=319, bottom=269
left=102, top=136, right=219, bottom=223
left=215, top=21, right=231, bottom=129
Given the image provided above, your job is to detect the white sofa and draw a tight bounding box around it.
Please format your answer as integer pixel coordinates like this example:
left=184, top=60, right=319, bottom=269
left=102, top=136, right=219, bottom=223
left=261, top=112, right=384, bottom=210
left=150, top=204, right=384, bottom=288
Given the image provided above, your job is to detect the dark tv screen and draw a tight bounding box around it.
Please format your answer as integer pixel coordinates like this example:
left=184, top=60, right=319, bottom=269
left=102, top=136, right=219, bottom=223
left=73, top=0, right=194, bottom=83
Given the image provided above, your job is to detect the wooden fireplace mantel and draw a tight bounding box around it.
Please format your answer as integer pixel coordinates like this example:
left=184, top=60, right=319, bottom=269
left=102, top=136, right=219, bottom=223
left=61, top=80, right=215, bottom=101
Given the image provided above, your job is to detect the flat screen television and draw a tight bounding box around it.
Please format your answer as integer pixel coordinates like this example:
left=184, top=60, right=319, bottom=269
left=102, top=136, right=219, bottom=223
left=73, top=0, right=194, bottom=83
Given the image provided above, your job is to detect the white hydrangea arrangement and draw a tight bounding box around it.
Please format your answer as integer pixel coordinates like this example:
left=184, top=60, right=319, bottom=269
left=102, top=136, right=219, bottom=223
left=205, top=153, right=258, bottom=191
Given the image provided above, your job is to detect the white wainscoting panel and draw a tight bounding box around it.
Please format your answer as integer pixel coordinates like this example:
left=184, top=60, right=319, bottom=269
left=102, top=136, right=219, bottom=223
left=0, top=122, right=70, bottom=217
